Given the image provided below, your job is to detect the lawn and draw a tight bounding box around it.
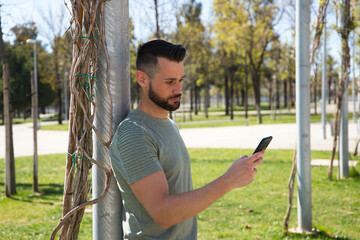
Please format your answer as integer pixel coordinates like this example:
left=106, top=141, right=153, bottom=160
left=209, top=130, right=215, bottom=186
left=39, top=111, right=342, bottom=131
left=0, top=149, right=359, bottom=239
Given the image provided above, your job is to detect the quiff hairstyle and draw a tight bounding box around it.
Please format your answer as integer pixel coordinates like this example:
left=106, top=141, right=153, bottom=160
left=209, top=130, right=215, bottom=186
left=136, top=39, right=186, bottom=79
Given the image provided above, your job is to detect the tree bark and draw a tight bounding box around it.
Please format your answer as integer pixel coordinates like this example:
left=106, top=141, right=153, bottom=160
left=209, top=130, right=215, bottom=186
left=0, top=10, right=16, bottom=196
left=31, top=71, right=39, bottom=193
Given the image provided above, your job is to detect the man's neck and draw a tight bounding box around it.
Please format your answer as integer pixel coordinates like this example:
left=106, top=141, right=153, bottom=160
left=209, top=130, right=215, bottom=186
left=137, top=98, right=169, bottom=119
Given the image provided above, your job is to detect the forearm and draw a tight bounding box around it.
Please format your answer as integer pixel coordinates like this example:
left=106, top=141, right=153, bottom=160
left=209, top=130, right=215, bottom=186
left=131, top=151, right=263, bottom=229
left=153, top=174, right=232, bottom=229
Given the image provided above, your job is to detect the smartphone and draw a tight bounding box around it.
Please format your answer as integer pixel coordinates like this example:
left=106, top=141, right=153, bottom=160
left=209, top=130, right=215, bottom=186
left=253, top=136, right=273, bottom=154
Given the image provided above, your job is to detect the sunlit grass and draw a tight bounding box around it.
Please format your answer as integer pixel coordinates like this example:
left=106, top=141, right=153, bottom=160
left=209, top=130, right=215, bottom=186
left=1, top=150, right=359, bottom=239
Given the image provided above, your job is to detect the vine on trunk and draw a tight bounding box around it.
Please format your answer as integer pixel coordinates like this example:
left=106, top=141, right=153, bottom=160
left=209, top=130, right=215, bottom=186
left=51, top=0, right=113, bottom=239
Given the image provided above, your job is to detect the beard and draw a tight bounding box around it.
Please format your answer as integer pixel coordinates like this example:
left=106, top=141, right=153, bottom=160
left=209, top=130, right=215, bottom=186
left=148, top=83, right=181, bottom=111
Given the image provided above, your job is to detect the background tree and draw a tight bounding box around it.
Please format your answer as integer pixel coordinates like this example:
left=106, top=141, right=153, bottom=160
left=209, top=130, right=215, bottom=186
left=170, top=0, right=207, bottom=117
left=9, top=23, right=56, bottom=118
left=41, top=6, right=71, bottom=124
left=0, top=7, right=16, bottom=196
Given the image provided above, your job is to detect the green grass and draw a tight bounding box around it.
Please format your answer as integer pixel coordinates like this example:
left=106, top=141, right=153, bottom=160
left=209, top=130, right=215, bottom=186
left=37, top=112, right=341, bottom=131
left=0, top=154, right=92, bottom=240
left=1, top=150, right=359, bottom=239
left=39, top=123, right=69, bottom=131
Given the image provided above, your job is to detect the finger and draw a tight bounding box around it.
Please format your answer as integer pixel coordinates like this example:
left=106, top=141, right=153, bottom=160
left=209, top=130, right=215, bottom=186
left=249, top=150, right=265, bottom=163
left=252, top=168, right=258, bottom=175
left=251, top=157, right=264, bottom=168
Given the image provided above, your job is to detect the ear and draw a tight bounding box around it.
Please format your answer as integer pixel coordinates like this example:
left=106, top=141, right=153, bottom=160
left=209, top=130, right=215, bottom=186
left=135, top=70, right=149, bottom=88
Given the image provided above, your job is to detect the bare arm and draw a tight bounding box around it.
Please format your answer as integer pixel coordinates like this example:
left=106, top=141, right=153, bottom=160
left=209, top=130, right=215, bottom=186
left=130, top=150, right=265, bottom=229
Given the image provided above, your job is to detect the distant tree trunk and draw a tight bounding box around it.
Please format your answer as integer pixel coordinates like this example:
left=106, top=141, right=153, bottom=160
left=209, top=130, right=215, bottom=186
left=240, top=88, right=245, bottom=106
left=283, top=80, right=288, bottom=108
left=0, top=12, right=16, bottom=197
left=313, top=64, right=318, bottom=115
left=31, top=71, right=39, bottom=193
left=154, top=0, right=160, bottom=39
left=276, top=78, right=280, bottom=109
left=204, top=77, right=209, bottom=118
left=290, top=78, right=295, bottom=108
left=328, top=0, right=352, bottom=179
left=268, top=77, right=273, bottom=110
left=244, top=59, right=249, bottom=119
left=327, top=77, right=332, bottom=104
left=190, top=87, right=194, bottom=112
left=54, top=39, right=63, bottom=124
left=194, top=84, right=198, bottom=115
left=251, top=71, right=262, bottom=123
left=225, top=70, right=229, bottom=116
left=230, top=70, right=234, bottom=120
left=236, top=86, right=240, bottom=106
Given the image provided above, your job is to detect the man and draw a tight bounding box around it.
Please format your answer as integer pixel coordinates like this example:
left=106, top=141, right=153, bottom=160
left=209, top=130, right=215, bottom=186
left=110, top=39, right=265, bottom=239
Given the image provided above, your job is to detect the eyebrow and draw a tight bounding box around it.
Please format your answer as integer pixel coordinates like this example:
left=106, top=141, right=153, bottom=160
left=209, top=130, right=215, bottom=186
left=163, top=75, right=186, bottom=81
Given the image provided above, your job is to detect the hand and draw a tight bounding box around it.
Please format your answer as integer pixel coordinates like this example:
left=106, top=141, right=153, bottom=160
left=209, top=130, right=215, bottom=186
left=223, top=150, right=265, bottom=190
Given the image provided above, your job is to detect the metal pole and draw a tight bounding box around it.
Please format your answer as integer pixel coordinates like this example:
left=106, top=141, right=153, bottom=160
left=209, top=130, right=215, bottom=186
left=321, top=22, right=327, bottom=139
left=339, top=0, right=349, bottom=179
left=340, top=72, right=350, bottom=179
left=296, top=0, right=312, bottom=232
left=33, top=42, right=39, bottom=128
left=352, top=36, right=356, bottom=124
left=93, top=0, right=129, bottom=239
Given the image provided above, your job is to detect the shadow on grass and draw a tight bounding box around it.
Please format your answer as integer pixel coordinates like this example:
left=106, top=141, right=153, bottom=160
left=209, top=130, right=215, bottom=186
left=285, top=228, right=351, bottom=240
left=0, top=182, right=64, bottom=204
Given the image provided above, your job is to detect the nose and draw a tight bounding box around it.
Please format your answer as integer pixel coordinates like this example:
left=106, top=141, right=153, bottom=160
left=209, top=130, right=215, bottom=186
left=173, top=81, right=183, bottom=95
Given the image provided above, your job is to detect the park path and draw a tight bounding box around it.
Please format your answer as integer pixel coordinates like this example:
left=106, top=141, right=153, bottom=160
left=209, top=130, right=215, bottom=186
left=0, top=120, right=359, bottom=159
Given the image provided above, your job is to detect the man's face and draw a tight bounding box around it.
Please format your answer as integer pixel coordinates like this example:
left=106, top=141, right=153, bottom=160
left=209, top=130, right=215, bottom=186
left=147, top=57, right=185, bottom=111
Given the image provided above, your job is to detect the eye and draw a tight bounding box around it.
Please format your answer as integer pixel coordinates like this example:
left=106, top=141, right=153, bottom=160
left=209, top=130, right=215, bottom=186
left=166, top=81, right=174, bottom=85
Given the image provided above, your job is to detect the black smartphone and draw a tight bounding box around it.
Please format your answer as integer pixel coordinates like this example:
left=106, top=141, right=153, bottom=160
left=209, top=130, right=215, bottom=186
left=253, top=136, right=273, bottom=154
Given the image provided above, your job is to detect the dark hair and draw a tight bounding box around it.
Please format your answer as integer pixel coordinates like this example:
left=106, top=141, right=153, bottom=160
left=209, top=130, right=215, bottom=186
left=136, top=39, right=186, bottom=79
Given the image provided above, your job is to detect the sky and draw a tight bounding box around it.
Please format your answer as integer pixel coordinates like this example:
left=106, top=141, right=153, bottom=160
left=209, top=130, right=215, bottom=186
left=1, top=0, right=357, bottom=76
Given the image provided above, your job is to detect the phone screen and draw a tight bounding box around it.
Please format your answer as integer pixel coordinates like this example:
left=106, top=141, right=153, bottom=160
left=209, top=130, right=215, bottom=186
left=253, top=136, right=273, bottom=154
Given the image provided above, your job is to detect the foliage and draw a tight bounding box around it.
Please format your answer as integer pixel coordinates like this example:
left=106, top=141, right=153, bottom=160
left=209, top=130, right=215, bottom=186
left=0, top=23, right=57, bottom=117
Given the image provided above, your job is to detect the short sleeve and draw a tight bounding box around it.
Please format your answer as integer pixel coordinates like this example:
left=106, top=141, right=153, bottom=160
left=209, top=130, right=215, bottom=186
left=110, top=120, right=162, bottom=185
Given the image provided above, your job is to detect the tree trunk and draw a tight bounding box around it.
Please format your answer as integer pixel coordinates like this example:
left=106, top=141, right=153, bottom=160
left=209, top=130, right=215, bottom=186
left=244, top=61, right=249, bottom=119
left=154, top=0, right=160, bottom=39
left=0, top=12, right=16, bottom=196
left=284, top=79, right=288, bottom=108
left=194, top=84, right=198, bottom=115
left=290, top=78, right=295, bottom=108
left=225, top=70, right=229, bottom=116
left=54, top=45, right=63, bottom=124
left=313, top=64, right=318, bottom=115
left=251, top=72, right=262, bottom=123
left=204, top=77, right=209, bottom=118
left=328, top=0, right=351, bottom=180
left=230, top=70, right=234, bottom=120
left=31, top=71, right=39, bottom=193
left=268, top=77, right=273, bottom=110
left=276, top=78, right=280, bottom=109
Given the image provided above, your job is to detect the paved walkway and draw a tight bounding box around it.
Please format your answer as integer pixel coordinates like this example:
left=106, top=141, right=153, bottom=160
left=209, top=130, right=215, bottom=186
left=0, top=120, right=359, bottom=159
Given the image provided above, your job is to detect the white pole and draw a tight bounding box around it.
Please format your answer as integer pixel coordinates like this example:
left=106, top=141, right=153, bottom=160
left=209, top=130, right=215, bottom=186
left=296, top=0, right=312, bottom=232
left=93, top=0, right=129, bottom=239
left=340, top=72, right=350, bottom=179
left=321, top=22, right=327, bottom=139
left=352, top=36, right=356, bottom=124
left=339, top=0, right=349, bottom=179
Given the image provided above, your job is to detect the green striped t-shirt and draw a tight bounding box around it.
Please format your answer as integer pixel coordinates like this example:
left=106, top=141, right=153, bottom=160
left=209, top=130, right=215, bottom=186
left=110, top=109, right=197, bottom=240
